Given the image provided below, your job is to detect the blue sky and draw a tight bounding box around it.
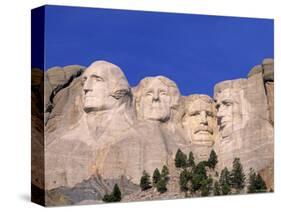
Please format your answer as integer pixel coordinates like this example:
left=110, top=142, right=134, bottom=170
left=40, top=5, right=273, bottom=96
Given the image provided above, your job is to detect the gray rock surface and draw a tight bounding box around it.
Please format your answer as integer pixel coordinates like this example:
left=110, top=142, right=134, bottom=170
left=44, top=65, right=85, bottom=124
left=214, top=60, right=274, bottom=179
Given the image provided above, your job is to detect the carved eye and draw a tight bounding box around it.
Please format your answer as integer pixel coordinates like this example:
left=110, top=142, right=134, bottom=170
left=81, top=77, right=87, bottom=85
left=159, top=91, right=167, bottom=96
left=190, top=111, right=200, bottom=116
left=215, top=104, right=220, bottom=110
left=146, top=92, right=153, bottom=96
left=224, top=101, right=233, bottom=106
left=206, top=111, right=214, bottom=117
left=92, top=77, right=102, bottom=82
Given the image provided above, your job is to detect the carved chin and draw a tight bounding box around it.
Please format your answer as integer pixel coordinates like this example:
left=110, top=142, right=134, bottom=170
left=191, top=134, right=213, bottom=145
left=148, top=115, right=169, bottom=122
left=83, top=103, right=104, bottom=113
left=83, top=106, right=100, bottom=113
left=144, top=110, right=170, bottom=122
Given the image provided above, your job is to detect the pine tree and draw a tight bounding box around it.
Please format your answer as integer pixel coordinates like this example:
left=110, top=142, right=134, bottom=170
left=102, top=194, right=115, bottom=202
left=102, top=184, right=122, bottom=202
left=219, top=167, right=231, bottom=195
left=156, top=178, right=167, bottom=193
left=191, top=161, right=207, bottom=193
left=207, top=149, right=218, bottom=169
left=161, top=165, right=169, bottom=180
left=187, top=151, right=195, bottom=168
left=179, top=169, right=192, bottom=192
left=140, top=170, right=152, bottom=191
left=175, top=149, right=187, bottom=168
left=230, top=158, right=245, bottom=192
left=112, top=184, right=122, bottom=201
left=193, top=161, right=207, bottom=177
left=200, top=176, right=213, bottom=197
left=248, top=169, right=267, bottom=193
left=247, top=168, right=257, bottom=193
left=255, top=173, right=267, bottom=192
left=152, top=168, right=161, bottom=186
left=214, top=180, right=221, bottom=196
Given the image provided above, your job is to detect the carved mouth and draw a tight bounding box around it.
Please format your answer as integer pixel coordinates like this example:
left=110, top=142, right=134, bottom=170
left=194, top=127, right=213, bottom=135
left=150, top=103, right=163, bottom=109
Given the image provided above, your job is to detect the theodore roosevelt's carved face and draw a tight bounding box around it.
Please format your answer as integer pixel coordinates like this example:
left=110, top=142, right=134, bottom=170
left=182, top=97, right=216, bottom=145
left=140, top=78, right=172, bottom=122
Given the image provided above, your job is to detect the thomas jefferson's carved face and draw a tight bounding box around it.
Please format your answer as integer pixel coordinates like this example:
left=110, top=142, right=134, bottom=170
left=182, top=99, right=215, bottom=145
left=82, top=66, right=116, bottom=113
left=215, top=88, right=242, bottom=139
left=140, top=79, right=172, bottom=122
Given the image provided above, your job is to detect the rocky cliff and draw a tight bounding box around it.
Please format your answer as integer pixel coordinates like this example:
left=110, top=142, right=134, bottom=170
left=32, top=59, right=274, bottom=205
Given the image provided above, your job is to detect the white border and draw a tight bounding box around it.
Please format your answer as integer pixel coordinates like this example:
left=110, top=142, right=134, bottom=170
left=0, top=0, right=280, bottom=211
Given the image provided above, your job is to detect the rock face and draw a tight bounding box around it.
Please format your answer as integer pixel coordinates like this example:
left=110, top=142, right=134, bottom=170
left=214, top=59, right=274, bottom=184
left=46, top=175, right=139, bottom=206
left=44, top=65, right=85, bottom=125
left=45, top=63, right=189, bottom=191
left=31, top=58, right=274, bottom=205
left=180, top=94, right=219, bottom=162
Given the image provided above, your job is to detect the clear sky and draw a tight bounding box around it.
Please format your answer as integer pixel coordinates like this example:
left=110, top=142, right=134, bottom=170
left=41, top=5, right=273, bottom=96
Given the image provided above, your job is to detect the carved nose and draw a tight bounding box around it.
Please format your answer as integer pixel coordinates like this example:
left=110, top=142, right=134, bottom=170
left=152, top=92, right=159, bottom=101
left=217, top=108, right=224, bottom=119
left=217, top=110, right=224, bottom=126
left=83, top=79, right=93, bottom=95
left=83, top=88, right=90, bottom=95
left=199, top=112, right=208, bottom=124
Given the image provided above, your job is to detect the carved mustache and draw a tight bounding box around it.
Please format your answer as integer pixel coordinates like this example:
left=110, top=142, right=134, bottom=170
left=194, top=126, right=213, bottom=134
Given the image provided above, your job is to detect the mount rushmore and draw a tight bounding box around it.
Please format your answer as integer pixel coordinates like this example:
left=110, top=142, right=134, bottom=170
left=31, top=58, right=274, bottom=205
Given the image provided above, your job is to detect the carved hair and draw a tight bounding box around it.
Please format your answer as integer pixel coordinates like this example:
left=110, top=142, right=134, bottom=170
left=85, top=60, right=132, bottom=104
left=214, top=79, right=248, bottom=111
left=214, top=79, right=247, bottom=96
left=181, top=94, right=215, bottom=120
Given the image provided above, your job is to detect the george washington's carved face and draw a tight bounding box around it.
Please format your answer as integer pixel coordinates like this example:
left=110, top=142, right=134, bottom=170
left=182, top=98, right=216, bottom=145
left=82, top=61, right=129, bottom=113
left=140, top=78, right=172, bottom=122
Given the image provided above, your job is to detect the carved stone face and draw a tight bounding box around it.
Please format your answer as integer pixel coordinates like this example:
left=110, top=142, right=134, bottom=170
left=140, top=78, right=172, bottom=122
left=215, top=88, right=242, bottom=139
left=82, top=61, right=129, bottom=113
left=182, top=98, right=215, bottom=145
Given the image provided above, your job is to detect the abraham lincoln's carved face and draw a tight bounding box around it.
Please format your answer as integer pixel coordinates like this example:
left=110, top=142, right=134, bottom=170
left=215, top=88, right=244, bottom=139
